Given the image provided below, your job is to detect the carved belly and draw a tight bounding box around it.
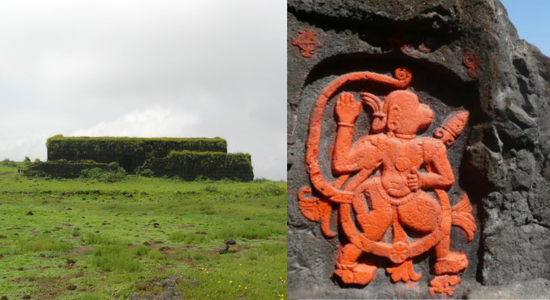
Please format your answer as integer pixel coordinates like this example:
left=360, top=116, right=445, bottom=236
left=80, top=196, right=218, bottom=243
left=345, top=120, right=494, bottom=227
left=381, top=174, right=411, bottom=198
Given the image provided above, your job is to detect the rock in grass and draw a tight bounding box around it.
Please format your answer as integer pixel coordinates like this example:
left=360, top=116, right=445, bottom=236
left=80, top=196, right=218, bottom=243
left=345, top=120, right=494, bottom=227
left=223, top=238, right=236, bottom=245
left=127, top=287, right=183, bottom=300
left=219, top=243, right=229, bottom=254
left=26, top=211, right=33, bottom=216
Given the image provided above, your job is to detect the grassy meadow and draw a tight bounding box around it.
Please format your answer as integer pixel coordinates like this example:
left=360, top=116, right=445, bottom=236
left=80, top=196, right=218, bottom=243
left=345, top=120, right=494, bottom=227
left=0, top=162, right=287, bottom=299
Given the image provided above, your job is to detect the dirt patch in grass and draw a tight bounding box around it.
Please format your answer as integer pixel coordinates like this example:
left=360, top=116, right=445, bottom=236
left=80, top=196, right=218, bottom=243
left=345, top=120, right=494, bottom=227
left=16, top=273, right=88, bottom=300
left=61, top=246, right=95, bottom=258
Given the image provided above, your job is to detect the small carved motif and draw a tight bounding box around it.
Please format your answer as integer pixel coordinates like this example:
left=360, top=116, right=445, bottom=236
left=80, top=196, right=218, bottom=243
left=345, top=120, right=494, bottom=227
left=463, top=52, right=481, bottom=78
left=298, top=68, right=476, bottom=294
left=292, top=28, right=319, bottom=58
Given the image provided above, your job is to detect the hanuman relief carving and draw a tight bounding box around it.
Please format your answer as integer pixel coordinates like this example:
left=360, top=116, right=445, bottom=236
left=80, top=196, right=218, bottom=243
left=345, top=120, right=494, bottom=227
left=298, top=68, right=476, bottom=296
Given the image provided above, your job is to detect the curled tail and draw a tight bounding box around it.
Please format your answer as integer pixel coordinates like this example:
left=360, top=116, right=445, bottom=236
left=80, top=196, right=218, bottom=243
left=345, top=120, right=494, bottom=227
left=451, top=194, right=476, bottom=241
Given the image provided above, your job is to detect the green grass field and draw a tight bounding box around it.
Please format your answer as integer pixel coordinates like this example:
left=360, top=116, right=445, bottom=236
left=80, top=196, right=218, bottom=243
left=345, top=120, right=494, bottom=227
left=0, top=163, right=287, bottom=299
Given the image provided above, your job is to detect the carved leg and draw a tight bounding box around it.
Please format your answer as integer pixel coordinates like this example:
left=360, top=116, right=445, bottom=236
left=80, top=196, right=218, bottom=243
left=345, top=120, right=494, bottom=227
left=335, top=244, right=376, bottom=285
left=429, top=275, right=462, bottom=296
left=433, top=236, right=468, bottom=275
left=353, top=180, right=393, bottom=241
left=386, top=259, right=422, bottom=283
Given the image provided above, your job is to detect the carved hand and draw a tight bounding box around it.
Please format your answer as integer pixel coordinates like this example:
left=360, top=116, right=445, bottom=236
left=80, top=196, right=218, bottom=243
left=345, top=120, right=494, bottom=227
left=407, top=166, right=423, bottom=191
left=335, top=92, right=362, bottom=124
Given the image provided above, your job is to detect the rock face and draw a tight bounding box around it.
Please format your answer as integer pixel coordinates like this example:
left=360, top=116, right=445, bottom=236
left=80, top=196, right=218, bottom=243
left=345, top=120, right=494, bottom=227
left=287, top=0, right=550, bottom=298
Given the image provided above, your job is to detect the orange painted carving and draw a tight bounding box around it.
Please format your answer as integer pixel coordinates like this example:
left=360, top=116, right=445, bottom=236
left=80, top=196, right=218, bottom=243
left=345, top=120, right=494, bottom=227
left=298, top=68, right=476, bottom=295
left=463, top=52, right=481, bottom=78
left=429, top=275, right=462, bottom=296
left=292, top=28, right=319, bottom=58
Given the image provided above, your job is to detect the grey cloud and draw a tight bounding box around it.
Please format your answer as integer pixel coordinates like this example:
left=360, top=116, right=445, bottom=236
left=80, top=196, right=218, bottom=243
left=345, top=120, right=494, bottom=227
left=0, top=0, right=285, bottom=180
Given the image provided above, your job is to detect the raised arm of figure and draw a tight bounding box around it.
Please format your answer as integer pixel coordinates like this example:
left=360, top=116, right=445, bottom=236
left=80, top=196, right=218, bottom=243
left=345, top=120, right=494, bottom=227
left=332, top=92, right=382, bottom=175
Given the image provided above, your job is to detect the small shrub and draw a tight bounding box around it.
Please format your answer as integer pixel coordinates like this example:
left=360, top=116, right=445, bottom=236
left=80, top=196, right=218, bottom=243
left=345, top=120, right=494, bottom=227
left=261, top=184, right=285, bottom=196
left=134, top=245, right=149, bottom=257
left=23, top=156, right=31, bottom=169
left=203, top=185, right=219, bottom=193
left=169, top=175, right=182, bottom=182
left=108, top=162, right=121, bottom=172
left=0, top=158, right=17, bottom=168
left=194, top=175, right=208, bottom=182
left=140, top=169, right=154, bottom=177
left=253, top=177, right=269, bottom=183
left=80, top=167, right=126, bottom=183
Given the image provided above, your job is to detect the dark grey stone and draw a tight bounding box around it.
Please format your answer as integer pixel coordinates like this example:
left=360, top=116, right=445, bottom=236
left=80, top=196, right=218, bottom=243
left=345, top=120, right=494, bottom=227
left=465, top=278, right=550, bottom=299
left=288, top=0, right=550, bottom=298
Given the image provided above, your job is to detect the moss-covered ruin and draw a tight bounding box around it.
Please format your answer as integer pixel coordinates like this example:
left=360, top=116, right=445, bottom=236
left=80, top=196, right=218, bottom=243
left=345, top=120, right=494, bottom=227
left=28, top=135, right=254, bottom=181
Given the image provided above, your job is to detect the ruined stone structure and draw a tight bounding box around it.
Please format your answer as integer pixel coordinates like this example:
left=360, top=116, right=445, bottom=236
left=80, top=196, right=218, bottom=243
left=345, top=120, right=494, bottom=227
left=29, top=135, right=253, bottom=181
left=288, top=0, right=550, bottom=298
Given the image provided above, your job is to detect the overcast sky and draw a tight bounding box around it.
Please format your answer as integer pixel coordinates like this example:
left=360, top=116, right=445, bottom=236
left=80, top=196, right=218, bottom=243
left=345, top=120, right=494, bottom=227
left=0, top=0, right=286, bottom=180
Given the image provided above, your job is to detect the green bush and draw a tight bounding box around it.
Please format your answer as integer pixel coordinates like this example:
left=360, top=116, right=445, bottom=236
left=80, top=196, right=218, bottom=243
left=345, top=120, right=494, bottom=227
left=142, top=151, right=254, bottom=181
left=203, top=185, right=219, bottom=193
left=108, top=161, right=121, bottom=172
left=140, top=169, right=154, bottom=177
left=133, top=245, right=149, bottom=257
left=80, top=167, right=126, bottom=183
left=253, top=177, right=269, bottom=183
left=261, top=184, right=285, bottom=196
left=1, top=158, right=17, bottom=168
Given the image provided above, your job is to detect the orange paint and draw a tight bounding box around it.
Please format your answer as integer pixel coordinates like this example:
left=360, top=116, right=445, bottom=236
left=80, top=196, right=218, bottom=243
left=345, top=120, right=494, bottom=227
left=292, top=28, right=319, bottom=58
left=463, top=52, right=481, bottom=79
left=297, top=68, right=476, bottom=295
left=429, top=275, right=462, bottom=296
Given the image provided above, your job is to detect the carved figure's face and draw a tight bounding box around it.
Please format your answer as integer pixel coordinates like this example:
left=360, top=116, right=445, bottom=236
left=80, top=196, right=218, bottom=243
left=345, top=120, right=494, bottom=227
left=385, top=90, right=434, bottom=135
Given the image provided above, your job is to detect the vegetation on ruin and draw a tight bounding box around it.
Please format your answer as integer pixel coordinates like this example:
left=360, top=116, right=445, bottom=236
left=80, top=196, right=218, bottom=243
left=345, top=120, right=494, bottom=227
left=0, top=163, right=286, bottom=299
left=141, top=151, right=254, bottom=181
left=46, top=135, right=229, bottom=159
